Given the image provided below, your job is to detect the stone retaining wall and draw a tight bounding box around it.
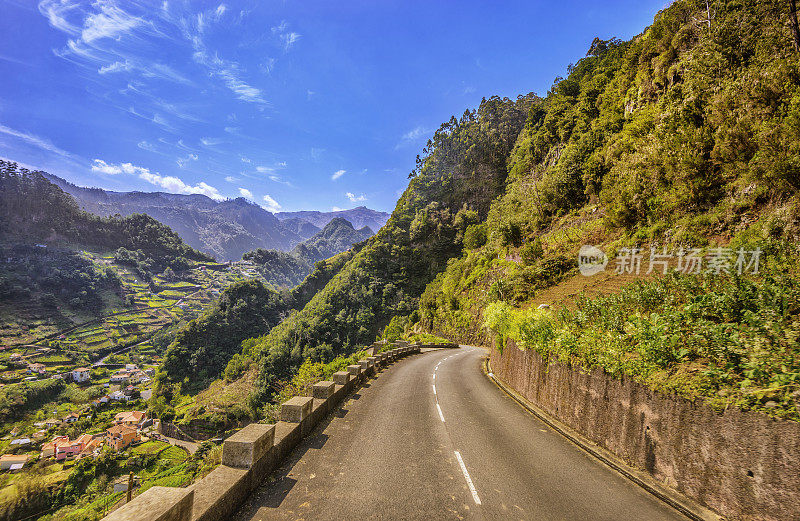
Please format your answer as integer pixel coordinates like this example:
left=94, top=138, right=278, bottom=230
left=102, top=342, right=422, bottom=521
left=489, top=339, right=800, bottom=521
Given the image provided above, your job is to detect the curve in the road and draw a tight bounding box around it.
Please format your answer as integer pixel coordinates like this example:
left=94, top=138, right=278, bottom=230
left=234, top=346, right=690, bottom=521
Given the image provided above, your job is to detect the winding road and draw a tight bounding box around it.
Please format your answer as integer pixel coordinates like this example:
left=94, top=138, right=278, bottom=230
left=233, top=346, right=688, bottom=520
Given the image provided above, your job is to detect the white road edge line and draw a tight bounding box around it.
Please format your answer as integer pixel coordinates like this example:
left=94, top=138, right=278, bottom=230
left=436, top=403, right=445, bottom=422
left=454, top=450, right=481, bottom=505
left=432, top=384, right=436, bottom=395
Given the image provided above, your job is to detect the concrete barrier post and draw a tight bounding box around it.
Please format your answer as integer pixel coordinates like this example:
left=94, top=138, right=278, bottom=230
left=312, top=381, right=335, bottom=400
left=101, top=486, right=193, bottom=521
left=222, top=423, right=276, bottom=469
left=347, top=364, right=361, bottom=382
left=367, top=356, right=378, bottom=369
left=359, top=359, right=371, bottom=375
left=280, top=396, right=313, bottom=423
left=332, top=370, right=350, bottom=386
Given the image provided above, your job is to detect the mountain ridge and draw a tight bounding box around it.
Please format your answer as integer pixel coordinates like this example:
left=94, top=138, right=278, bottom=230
left=42, top=173, right=389, bottom=261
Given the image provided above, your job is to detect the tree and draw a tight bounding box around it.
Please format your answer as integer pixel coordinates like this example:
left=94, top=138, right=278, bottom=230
left=791, top=0, right=800, bottom=51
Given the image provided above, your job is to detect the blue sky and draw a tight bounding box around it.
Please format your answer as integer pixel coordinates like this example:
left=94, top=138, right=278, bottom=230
left=0, top=0, right=666, bottom=213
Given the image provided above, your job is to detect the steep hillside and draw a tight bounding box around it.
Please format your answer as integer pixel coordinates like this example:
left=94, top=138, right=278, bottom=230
left=157, top=248, right=358, bottom=398
left=242, top=217, right=374, bottom=289
left=275, top=206, right=389, bottom=231
left=0, top=161, right=211, bottom=267
left=238, top=94, right=536, bottom=401
left=418, top=0, right=800, bottom=420
left=291, top=217, right=373, bottom=264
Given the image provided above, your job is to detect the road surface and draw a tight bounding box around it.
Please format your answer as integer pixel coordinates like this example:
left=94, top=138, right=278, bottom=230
left=233, top=346, right=688, bottom=520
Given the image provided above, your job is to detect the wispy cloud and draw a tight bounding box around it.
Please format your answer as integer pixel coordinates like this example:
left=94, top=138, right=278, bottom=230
left=176, top=153, right=198, bottom=168
left=137, top=140, right=156, bottom=152
left=271, top=20, right=301, bottom=51
left=224, top=175, right=238, bottom=182
left=0, top=123, right=75, bottom=160
left=92, top=158, right=224, bottom=200
left=262, top=194, right=281, bottom=212
left=395, top=125, right=433, bottom=150
left=200, top=137, right=225, bottom=146
left=192, top=47, right=266, bottom=104
left=281, top=32, right=301, bottom=50
left=345, top=192, right=367, bottom=202
left=331, top=169, right=345, bottom=180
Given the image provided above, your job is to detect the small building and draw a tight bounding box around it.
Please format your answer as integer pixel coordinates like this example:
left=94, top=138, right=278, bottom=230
left=28, top=363, right=46, bottom=374
left=114, top=410, right=146, bottom=428
left=71, top=367, right=91, bottom=383
left=9, top=438, right=31, bottom=447
left=125, top=364, right=139, bottom=372
left=110, top=371, right=131, bottom=384
left=105, top=425, right=139, bottom=451
left=44, top=418, right=60, bottom=429
left=63, top=411, right=82, bottom=424
left=42, top=435, right=69, bottom=458
left=55, top=438, right=84, bottom=461
left=0, top=454, right=29, bottom=471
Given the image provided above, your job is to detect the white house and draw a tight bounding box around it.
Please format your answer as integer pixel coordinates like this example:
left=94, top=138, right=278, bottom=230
left=71, top=367, right=91, bottom=383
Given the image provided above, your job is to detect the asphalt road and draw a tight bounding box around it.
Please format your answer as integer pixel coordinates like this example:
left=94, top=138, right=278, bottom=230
left=234, top=346, right=689, bottom=520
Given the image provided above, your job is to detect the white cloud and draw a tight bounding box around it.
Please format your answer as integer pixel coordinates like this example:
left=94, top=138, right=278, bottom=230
left=224, top=175, right=237, bottom=182
left=346, top=192, right=367, bottom=202
left=137, top=140, right=155, bottom=151
left=215, top=4, right=227, bottom=18
left=271, top=21, right=288, bottom=34
left=395, top=125, right=433, bottom=150
left=139, top=172, right=223, bottom=200
left=176, top=153, right=198, bottom=168
left=281, top=32, right=301, bottom=50
left=262, top=194, right=281, bottom=212
left=200, top=137, right=224, bottom=146
left=331, top=206, right=344, bottom=212
left=98, top=59, right=132, bottom=74
left=271, top=20, right=300, bottom=51
left=192, top=49, right=266, bottom=104
left=331, top=169, right=345, bottom=180
left=240, top=156, right=251, bottom=164
left=0, top=123, right=74, bottom=159
left=269, top=175, right=292, bottom=187
left=81, top=3, right=143, bottom=43
left=238, top=187, right=253, bottom=199
left=92, top=158, right=224, bottom=200
left=91, top=159, right=123, bottom=175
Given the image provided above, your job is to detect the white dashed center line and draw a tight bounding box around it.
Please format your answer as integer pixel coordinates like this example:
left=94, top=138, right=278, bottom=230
left=433, top=348, right=483, bottom=506
left=455, top=450, right=482, bottom=505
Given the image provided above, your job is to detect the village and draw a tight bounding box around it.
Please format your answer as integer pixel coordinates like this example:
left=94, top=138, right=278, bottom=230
left=0, top=361, right=169, bottom=473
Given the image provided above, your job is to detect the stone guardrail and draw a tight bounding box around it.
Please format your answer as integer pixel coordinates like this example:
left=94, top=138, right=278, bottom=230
left=102, top=341, right=425, bottom=521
